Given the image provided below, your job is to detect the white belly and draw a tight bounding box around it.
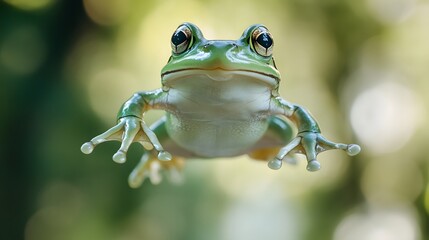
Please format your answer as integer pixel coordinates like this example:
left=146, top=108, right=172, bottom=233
left=164, top=74, right=272, bottom=157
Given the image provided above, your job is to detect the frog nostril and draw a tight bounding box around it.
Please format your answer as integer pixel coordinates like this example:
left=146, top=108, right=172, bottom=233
left=231, top=43, right=240, bottom=52
left=203, top=43, right=211, bottom=52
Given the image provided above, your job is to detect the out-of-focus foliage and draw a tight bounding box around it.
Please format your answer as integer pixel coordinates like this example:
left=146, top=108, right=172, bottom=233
left=1, top=0, right=428, bottom=239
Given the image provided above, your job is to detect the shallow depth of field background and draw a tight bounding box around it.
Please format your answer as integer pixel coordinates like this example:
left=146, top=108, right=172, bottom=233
left=1, top=0, right=428, bottom=239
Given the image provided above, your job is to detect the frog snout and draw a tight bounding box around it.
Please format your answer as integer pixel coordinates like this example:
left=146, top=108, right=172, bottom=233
left=201, top=41, right=241, bottom=68
left=203, top=41, right=239, bottom=51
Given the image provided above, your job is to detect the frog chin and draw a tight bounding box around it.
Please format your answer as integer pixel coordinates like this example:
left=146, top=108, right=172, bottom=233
left=161, top=69, right=279, bottom=89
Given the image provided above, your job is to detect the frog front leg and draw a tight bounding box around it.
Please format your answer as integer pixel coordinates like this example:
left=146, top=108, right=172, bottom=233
left=267, top=97, right=361, bottom=171
left=81, top=89, right=173, bottom=164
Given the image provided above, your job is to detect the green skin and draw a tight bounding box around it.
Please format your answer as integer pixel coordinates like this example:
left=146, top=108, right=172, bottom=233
left=81, top=23, right=360, bottom=187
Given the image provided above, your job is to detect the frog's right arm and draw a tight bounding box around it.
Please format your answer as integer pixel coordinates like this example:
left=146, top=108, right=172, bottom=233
left=267, top=96, right=361, bottom=171
left=81, top=89, right=172, bottom=163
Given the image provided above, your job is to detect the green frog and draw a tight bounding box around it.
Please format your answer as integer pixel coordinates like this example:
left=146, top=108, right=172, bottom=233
left=81, top=23, right=360, bottom=187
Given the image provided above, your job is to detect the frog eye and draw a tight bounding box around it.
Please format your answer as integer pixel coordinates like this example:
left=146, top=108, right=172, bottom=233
left=251, top=27, right=274, bottom=57
left=171, top=25, right=193, bottom=54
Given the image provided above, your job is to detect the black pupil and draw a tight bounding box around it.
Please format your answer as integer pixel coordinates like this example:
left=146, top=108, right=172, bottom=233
left=171, top=31, right=187, bottom=46
left=256, top=33, right=272, bottom=48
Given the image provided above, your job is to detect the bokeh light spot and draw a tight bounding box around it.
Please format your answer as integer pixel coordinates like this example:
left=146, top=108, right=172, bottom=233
left=334, top=207, right=420, bottom=240
left=220, top=191, right=299, bottom=240
left=87, top=68, right=141, bottom=124
left=366, top=0, right=417, bottom=23
left=350, top=82, right=422, bottom=154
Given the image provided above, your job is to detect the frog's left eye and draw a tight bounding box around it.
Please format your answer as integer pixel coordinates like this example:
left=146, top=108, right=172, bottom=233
left=171, top=25, right=193, bottom=54
left=251, top=27, right=274, bottom=57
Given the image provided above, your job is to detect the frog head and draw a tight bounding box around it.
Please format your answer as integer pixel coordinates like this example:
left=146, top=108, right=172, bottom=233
left=161, top=23, right=281, bottom=90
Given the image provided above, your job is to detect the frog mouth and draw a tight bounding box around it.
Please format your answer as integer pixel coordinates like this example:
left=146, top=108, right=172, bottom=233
left=161, top=68, right=279, bottom=88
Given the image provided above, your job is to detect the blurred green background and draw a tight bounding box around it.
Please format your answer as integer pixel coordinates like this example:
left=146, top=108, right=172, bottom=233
left=1, top=0, right=428, bottom=239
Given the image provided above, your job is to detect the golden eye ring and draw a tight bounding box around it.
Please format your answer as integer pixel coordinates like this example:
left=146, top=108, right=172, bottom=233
left=251, top=27, right=274, bottom=57
left=171, top=25, right=193, bottom=54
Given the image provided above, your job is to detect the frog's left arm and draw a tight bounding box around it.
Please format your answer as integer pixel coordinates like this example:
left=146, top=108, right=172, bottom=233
left=81, top=89, right=174, bottom=164
left=268, top=96, right=361, bottom=171
left=117, top=89, right=170, bottom=119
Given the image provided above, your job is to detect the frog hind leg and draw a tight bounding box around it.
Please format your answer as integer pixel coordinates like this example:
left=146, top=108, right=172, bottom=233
left=248, top=116, right=298, bottom=166
left=128, top=116, right=187, bottom=188
left=128, top=150, right=185, bottom=188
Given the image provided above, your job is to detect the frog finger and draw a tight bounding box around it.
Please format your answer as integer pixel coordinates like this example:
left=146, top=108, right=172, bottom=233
left=112, top=119, right=140, bottom=164
left=300, top=132, right=321, bottom=172
left=316, top=135, right=347, bottom=151
left=128, top=152, right=150, bottom=188
left=268, top=137, right=301, bottom=170
left=317, top=135, right=361, bottom=156
left=149, top=160, right=163, bottom=185
left=346, top=144, right=361, bottom=156
left=81, top=121, right=125, bottom=154
left=141, top=122, right=172, bottom=161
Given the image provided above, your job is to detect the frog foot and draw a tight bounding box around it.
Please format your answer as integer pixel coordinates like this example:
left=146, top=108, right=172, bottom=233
left=268, top=133, right=361, bottom=171
left=128, top=151, right=184, bottom=188
left=80, top=116, right=172, bottom=164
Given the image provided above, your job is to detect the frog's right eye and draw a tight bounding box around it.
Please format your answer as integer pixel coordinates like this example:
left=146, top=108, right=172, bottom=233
left=171, top=25, right=193, bottom=54
left=251, top=26, right=274, bottom=57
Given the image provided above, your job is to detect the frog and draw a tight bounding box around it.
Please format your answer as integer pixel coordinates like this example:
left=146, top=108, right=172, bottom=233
left=81, top=23, right=361, bottom=188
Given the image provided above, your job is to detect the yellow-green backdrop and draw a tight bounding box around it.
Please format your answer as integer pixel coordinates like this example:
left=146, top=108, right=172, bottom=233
left=1, top=0, right=428, bottom=239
